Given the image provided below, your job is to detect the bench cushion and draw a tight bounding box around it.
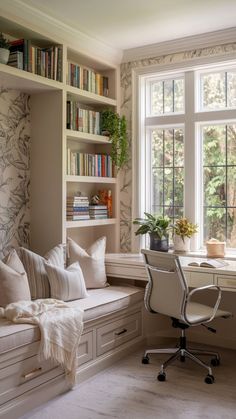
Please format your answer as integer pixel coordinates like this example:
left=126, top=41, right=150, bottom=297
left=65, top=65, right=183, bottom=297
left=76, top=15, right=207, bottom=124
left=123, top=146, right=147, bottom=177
left=0, top=286, right=144, bottom=354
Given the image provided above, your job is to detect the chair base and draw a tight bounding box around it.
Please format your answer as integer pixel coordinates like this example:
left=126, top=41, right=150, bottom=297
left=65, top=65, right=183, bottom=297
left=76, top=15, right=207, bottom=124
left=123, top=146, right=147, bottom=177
left=142, top=330, right=220, bottom=383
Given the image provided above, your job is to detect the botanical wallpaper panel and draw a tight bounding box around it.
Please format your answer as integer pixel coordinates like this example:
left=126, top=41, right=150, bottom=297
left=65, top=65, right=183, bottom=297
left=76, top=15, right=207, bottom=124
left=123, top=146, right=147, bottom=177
left=0, top=89, right=30, bottom=258
left=120, top=42, right=236, bottom=252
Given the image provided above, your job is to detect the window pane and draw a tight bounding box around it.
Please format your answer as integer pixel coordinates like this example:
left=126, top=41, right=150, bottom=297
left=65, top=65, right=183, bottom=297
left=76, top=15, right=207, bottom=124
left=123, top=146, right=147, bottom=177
left=201, top=72, right=226, bottom=110
left=227, top=167, right=236, bottom=207
left=174, top=207, right=184, bottom=219
left=227, top=208, right=236, bottom=247
left=164, top=206, right=174, bottom=219
left=203, top=125, right=226, bottom=166
left=174, top=168, right=184, bottom=206
left=164, top=168, right=173, bottom=206
left=152, top=130, right=163, bottom=167
left=152, top=168, right=163, bottom=206
left=151, top=81, right=163, bottom=114
left=204, top=207, right=226, bottom=242
left=174, top=79, right=184, bottom=112
left=164, top=130, right=173, bottom=166
left=174, top=129, right=184, bottom=166
left=152, top=206, right=164, bottom=217
left=227, top=72, right=236, bottom=108
left=204, top=166, right=226, bottom=207
left=164, top=79, right=173, bottom=113
left=227, top=125, right=236, bottom=165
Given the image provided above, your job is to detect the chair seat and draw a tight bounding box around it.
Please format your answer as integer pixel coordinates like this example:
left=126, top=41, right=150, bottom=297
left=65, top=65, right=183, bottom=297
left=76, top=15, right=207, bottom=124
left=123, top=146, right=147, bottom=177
left=186, top=302, right=231, bottom=324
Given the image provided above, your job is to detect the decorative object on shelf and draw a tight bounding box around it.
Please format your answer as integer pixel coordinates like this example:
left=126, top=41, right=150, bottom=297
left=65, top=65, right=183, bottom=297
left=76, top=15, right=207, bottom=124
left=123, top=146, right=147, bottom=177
left=133, top=213, right=171, bottom=252
left=99, top=189, right=112, bottom=218
left=172, top=217, right=198, bottom=252
left=206, top=238, right=226, bottom=258
left=0, top=33, right=10, bottom=64
left=100, top=109, right=128, bottom=170
left=90, top=194, right=100, bottom=205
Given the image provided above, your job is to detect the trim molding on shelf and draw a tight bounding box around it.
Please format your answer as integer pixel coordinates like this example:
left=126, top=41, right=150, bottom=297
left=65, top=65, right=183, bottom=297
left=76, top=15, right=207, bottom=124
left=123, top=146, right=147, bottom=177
left=66, top=175, right=117, bottom=184
left=66, top=218, right=117, bottom=228
left=66, top=130, right=110, bottom=144
left=66, top=85, right=117, bottom=106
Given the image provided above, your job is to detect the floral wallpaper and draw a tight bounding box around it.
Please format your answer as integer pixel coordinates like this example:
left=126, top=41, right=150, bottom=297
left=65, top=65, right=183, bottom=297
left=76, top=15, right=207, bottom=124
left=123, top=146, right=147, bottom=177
left=0, top=89, right=30, bottom=259
left=120, top=42, right=236, bottom=252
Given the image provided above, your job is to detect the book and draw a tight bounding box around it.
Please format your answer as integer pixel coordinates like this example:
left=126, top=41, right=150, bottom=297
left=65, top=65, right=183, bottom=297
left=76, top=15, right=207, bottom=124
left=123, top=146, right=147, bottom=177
left=188, top=259, right=228, bottom=268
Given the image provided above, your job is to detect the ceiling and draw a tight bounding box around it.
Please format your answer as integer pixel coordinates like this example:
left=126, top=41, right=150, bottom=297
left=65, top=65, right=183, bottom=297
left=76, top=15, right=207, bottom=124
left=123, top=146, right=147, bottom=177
left=20, top=0, right=236, bottom=51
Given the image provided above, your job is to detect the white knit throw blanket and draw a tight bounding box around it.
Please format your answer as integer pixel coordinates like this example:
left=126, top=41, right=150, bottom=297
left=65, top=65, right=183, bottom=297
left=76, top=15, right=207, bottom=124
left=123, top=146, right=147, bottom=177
left=0, top=299, right=83, bottom=386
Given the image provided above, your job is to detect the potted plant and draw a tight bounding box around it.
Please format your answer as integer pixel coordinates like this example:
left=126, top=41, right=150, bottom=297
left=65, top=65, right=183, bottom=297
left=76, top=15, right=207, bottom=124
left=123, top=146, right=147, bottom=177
left=0, top=33, right=10, bottom=64
left=173, top=217, right=198, bottom=252
left=100, top=109, right=128, bottom=170
left=133, top=213, right=171, bottom=252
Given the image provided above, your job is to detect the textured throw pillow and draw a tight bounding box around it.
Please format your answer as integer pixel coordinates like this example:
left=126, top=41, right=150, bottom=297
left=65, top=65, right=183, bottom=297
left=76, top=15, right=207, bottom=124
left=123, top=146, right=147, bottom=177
left=44, top=262, right=88, bottom=301
left=20, top=245, right=65, bottom=299
left=0, top=249, right=31, bottom=308
left=67, top=237, right=107, bottom=288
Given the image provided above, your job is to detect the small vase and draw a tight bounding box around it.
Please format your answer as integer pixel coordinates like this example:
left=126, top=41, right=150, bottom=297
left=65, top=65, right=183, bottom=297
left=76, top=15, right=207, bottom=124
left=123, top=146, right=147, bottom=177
left=0, top=48, right=9, bottom=64
left=149, top=233, right=169, bottom=252
left=173, top=235, right=190, bottom=252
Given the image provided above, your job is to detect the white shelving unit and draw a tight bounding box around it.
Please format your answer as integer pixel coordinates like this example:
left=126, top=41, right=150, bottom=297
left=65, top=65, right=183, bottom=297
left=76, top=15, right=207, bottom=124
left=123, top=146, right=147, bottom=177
left=0, top=15, right=120, bottom=255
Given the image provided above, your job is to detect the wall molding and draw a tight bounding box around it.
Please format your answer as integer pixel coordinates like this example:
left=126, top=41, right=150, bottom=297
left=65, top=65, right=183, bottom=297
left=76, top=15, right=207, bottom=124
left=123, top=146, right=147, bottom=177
left=123, top=27, right=236, bottom=63
left=0, top=0, right=122, bottom=66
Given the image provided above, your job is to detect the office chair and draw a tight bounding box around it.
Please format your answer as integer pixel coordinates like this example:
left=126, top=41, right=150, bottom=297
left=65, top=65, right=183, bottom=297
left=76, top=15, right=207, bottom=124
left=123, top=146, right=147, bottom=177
left=141, top=249, right=232, bottom=384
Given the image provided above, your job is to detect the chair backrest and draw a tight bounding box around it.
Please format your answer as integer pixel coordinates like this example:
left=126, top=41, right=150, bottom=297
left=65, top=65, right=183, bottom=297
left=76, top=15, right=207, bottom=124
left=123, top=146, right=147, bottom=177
left=141, top=249, right=188, bottom=321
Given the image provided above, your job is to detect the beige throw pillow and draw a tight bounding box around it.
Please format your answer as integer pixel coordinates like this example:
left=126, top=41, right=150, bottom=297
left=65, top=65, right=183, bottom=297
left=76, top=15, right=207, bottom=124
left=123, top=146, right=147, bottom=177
left=67, top=237, right=107, bottom=288
left=45, top=262, right=88, bottom=301
left=20, top=244, right=65, bottom=299
left=0, top=250, right=31, bottom=308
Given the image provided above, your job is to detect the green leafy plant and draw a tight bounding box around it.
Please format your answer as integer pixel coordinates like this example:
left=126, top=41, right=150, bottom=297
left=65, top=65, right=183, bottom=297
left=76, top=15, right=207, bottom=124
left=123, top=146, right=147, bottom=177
left=100, top=109, right=128, bottom=170
left=0, top=33, right=10, bottom=50
left=173, top=217, right=198, bottom=241
left=133, top=213, right=171, bottom=239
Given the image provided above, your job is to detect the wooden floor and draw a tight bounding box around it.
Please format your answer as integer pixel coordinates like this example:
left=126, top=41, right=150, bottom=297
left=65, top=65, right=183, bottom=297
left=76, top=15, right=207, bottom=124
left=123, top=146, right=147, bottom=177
left=20, top=344, right=236, bottom=419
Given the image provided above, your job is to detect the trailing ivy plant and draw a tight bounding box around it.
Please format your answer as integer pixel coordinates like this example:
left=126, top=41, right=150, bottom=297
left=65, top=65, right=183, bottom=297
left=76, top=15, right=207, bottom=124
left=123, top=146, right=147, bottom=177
left=100, top=109, right=128, bottom=170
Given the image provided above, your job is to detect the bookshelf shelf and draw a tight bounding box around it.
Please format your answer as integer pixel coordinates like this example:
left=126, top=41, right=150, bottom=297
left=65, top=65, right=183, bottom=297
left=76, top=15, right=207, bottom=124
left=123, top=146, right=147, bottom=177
left=66, top=175, right=117, bottom=184
left=66, top=218, right=117, bottom=228
left=66, top=85, right=117, bottom=106
left=66, top=129, right=110, bottom=144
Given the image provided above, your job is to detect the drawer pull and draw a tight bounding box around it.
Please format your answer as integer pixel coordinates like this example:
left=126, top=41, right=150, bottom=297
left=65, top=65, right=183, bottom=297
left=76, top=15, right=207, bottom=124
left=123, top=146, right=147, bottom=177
left=115, top=328, right=127, bottom=336
left=22, top=367, right=42, bottom=379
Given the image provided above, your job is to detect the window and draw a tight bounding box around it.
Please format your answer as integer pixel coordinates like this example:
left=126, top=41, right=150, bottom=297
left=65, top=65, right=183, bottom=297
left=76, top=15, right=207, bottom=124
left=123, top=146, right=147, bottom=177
left=139, top=63, right=236, bottom=251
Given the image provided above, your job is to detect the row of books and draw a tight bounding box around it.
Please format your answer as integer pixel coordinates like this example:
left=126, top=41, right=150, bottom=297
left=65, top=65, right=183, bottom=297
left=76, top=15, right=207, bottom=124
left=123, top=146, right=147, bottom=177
left=66, top=101, right=100, bottom=134
left=67, top=62, right=109, bottom=97
left=67, top=150, right=114, bottom=178
left=89, top=205, right=108, bottom=219
left=8, top=39, right=62, bottom=81
left=67, top=196, right=90, bottom=221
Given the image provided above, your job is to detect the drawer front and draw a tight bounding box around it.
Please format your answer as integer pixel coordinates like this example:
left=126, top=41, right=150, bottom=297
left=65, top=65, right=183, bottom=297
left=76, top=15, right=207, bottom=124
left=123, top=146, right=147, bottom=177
left=97, top=311, right=142, bottom=357
left=0, top=355, right=63, bottom=405
left=184, top=271, right=214, bottom=288
left=77, top=331, right=93, bottom=367
left=106, top=264, right=147, bottom=280
left=217, top=275, right=236, bottom=290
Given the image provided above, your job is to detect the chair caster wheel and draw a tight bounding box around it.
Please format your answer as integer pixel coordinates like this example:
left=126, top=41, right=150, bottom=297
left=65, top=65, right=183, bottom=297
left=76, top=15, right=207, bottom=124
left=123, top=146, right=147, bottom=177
left=205, top=374, right=215, bottom=384
left=157, top=372, right=166, bottom=382
left=211, top=358, right=220, bottom=366
left=142, top=356, right=149, bottom=364
left=180, top=355, right=185, bottom=362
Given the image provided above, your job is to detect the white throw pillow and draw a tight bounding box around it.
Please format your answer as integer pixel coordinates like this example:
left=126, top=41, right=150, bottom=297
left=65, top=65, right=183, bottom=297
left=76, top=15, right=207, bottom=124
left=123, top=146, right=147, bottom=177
left=67, top=237, right=108, bottom=288
left=20, top=245, right=65, bottom=299
left=45, top=262, right=88, bottom=301
left=0, top=249, right=31, bottom=308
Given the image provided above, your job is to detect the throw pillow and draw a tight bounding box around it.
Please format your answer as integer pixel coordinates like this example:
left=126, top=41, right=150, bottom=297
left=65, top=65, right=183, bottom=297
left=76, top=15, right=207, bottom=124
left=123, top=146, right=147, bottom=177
left=0, top=249, right=31, bottom=308
left=67, top=236, right=107, bottom=288
left=44, top=262, right=88, bottom=301
left=20, top=244, right=65, bottom=299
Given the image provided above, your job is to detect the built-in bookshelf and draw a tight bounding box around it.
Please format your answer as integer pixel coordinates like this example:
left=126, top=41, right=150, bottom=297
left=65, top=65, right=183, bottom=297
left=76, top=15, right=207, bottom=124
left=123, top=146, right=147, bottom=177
left=0, top=15, right=119, bottom=254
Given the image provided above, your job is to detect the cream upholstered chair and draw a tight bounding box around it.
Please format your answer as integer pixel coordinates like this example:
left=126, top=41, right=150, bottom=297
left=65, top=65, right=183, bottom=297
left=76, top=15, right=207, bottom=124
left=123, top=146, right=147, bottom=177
left=141, top=249, right=232, bottom=384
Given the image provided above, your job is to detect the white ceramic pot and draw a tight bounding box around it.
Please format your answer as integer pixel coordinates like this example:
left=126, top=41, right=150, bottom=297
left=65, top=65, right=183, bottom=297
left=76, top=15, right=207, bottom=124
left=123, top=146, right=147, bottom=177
left=0, top=48, right=10, bottom=64
left=173, top=235, right=190, bottom=252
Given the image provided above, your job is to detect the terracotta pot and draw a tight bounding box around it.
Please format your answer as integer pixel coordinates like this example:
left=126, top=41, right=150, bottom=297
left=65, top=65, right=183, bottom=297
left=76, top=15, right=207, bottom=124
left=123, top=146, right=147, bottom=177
left=173, top=235, right=190, bottom=252
left=0, top=48, right=9, bottom=64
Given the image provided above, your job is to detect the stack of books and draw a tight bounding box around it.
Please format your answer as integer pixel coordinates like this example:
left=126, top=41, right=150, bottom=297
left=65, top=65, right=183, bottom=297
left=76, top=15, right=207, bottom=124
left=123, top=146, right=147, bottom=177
left=8, top=39, right=62, bottom=81
left=67, top=150, right=114, bottom=177
left=67, top=62, right=109, bottom=96
left=89, top=205, right=108, bottom=219
left=66, top=101, right=100, bottom=134
left=66, top=196, right=90, bottom=221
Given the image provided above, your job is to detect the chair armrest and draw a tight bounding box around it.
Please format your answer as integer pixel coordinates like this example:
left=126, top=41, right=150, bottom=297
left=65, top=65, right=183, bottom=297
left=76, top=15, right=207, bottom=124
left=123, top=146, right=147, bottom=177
left=186, top=285, right=222, bottom=323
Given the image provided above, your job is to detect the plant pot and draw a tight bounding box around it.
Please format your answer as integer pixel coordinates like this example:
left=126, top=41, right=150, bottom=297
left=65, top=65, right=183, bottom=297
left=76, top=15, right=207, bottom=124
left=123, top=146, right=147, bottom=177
left=149, top=233, right=169, bottom=252
left=0, top=48, right=9, bottom=64
left=173, top=235, right=190, bottom=252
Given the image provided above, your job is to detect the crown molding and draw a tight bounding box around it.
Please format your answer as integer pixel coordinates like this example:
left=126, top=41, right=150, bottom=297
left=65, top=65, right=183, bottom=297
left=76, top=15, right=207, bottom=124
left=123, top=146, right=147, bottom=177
left=122, top=27, right=236, bottom=63
left=0, top=0, right=123, bottom=66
